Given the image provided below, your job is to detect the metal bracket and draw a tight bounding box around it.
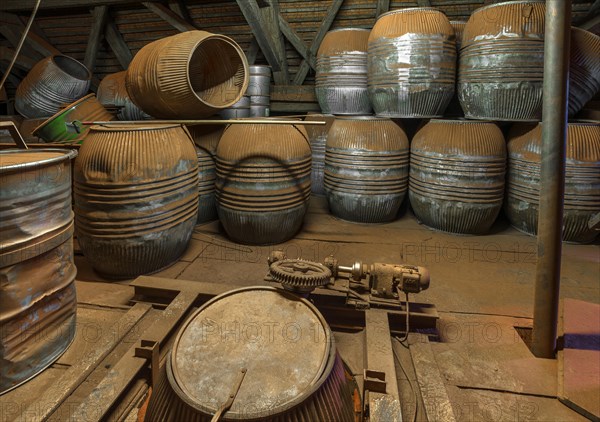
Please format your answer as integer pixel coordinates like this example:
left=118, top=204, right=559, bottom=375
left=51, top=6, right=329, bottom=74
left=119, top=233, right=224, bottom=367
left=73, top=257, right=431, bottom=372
left=364, top=369, right=387, bottom=394
left=210, top=368, right=247, bottom=422
left=134, top=340, right=160, bottom=391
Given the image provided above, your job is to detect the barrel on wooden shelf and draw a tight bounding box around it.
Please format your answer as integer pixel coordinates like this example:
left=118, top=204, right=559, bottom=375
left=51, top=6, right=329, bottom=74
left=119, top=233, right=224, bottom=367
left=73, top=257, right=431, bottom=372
left=15, top=55, right=91, bottom=118
left=247, top=65, right=271, bottom=117
left=316, top=28, right=371, bottom=115
left=568, top=28, right=600, bottom=117
left=219, top=96, right=250, bottom=119
left=304, top=113, right=335, bottom=196
left=450, top=20, right=466, bottom=51
left=367, top=8, right=456, bottom=118
left=506, top=122, right=600, bottom=243
left=458, top=1, right=546, bottom=121
left=126, top=31, right=249, bottom=119
left=0, top=149, right=77, bottom=394
left=324, top=116, right=409, bottom=223
left=97, top=71, right=151, bottom=121
left=409, top=120, right=506, bottom=234
left=215, top=119, right=311, bottom=244
left=74, top=124, right=198, bottom=278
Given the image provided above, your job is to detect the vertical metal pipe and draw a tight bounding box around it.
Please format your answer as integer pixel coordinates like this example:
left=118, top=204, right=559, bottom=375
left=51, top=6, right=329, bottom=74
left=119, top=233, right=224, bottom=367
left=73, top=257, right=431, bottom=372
left=531, top=0, right=571, bottom=359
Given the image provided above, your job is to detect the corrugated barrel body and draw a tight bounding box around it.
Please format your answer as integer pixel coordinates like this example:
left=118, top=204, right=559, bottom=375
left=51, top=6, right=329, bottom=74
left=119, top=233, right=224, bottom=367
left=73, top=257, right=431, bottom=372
left=409, top=120, right=506, bottom=234
left=74, top=124, right=198, bottom=278
left=568, top=28, right=600, bottom=117
left=325, top=116, right=409, bottom=223
left=506, top=122, right=600, bottom=243
left=304, top=113, right=335, bottom=195
left=216, top=120, right=311, bottom=245
left=458, top=1, right=546, bottom=121
left=1, top=149, right=78, bottom=394
left=316, top=28, right=372, bottom=115
left=367, top=8, right=456, bottom=118
left=97, top=71, right=151, bottom=121
left=15, top=55, right=91, bottom=118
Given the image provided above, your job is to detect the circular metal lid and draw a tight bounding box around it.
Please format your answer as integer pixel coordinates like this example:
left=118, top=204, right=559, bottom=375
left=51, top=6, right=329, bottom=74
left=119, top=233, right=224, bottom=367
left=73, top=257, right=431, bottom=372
left=170, top=287, right=331, bottom=418
left=0, top=149, right=77, bottom=174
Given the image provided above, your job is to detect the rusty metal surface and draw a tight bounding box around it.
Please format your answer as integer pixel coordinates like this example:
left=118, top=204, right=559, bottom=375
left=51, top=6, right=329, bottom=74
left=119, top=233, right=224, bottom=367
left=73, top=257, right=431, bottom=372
left=506, top=122, right=600, bottom=243
left=459, top=1, right=546, bottom=121
left=15, top=55, right=91, bottom=118
left=97, top=71, right=151, bottom=121
left=73, top=124, right=199, bottom=278
left=304, top=113, right=334, bottom=196
left=325, top=116, right=409, bottom=223
left=316, top=28, right=371, bottom=115
left=409, top=119, right=506, bottom=234
left=568, top=28, right=600, bottom=117
left=126, top=31, right=249, bottom=119
left=367, top=7, right=456, bottom=118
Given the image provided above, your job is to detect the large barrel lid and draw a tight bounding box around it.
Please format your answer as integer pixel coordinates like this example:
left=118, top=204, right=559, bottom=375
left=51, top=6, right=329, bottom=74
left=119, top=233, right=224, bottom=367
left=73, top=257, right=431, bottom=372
left=169, top=286, right=332, bottom=419
left=0, top=148, right=77, bottom=174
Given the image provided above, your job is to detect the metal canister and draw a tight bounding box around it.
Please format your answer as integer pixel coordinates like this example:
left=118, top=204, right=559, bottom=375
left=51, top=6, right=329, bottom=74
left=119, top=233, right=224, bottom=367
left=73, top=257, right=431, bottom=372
left=219, top=96, right=250, bottom=119
left=325, top=116, right=409, bottom=222
left=97, top=71, right=151, bottom=121
left=215, top=119, right=311, bottom=244
left=506, top=122, right=600, bottom=243
left=246, top=65, right=271, bottom=96
left=458, top=1, right=546, bottom=121
left=0, top=149, right=77, bottom=394
left=74, top=124, right=198, bottom=278
left=15, top=55, right=91, bottom=118
left=367, top=8, right=456, bottom=118
left=568, top=28, right=600, bottom=117
left=304, top=113, right=335, bottom=196
left=316, top=28, right=371, bottom=115
left=409, top=119, right=506, bottom=234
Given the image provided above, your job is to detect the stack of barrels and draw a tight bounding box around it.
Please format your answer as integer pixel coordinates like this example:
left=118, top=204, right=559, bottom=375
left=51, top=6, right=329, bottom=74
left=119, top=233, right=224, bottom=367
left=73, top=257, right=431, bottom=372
left=220, top=65, right=272, bottom=118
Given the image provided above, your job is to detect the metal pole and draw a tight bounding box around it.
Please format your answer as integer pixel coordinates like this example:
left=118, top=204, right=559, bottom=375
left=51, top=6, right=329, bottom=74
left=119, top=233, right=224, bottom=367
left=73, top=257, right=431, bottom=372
left=531, top=0, right=571, bottom=359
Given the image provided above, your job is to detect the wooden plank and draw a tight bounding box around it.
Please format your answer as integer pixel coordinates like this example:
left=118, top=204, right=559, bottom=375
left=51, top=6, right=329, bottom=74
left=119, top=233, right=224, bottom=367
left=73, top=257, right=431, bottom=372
left=376, top=0, right=390, bottom=17
left=278, top=15, right=315, bottom=69
left=417, top=0, right=432, bottom=6
left=142, top=1, right=195, bottom=32
left=105, top=15, right=133, bottom=69
left=0, top=46, right=37, bottom=70
left=169, top=0, right=193, bottom=25
left=0, top=23, right=44, bottom=61
left=271, top=84, right=316, bottom=102
left=0, top=0, right=137, bottom=12
left=84, top=5, right=108, bottom=72
left=245, top=36, right=259, bottom=64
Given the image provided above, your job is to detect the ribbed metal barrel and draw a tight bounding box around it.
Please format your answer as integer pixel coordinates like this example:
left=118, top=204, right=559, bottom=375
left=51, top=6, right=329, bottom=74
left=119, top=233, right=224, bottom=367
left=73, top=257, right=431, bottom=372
left=458, top=1, right=546, bottom=121
left=316, top=28, right=371, bottom=115
left=0, top=149, right=77, bottom=395
left=74, top=124, right=199, bottom=278
left=97, top=71, right=151, bottom=121
left=219, top=96, right=250, bottom=119
left=367, top=8, right=456, bottom=118
left=409, top=120, right=506, bottom=234
left=15, top=55, right=91, bottom=118
left=32, top=94, right=115, bottom=144
left=304, top=113, right=335, bottom=196
left=145, top=287, right=357, bottom=422
left=569, top=28, right=600, bottom=117
left=325, top=116, right=409, bottom=223
left=215, top=120, right=311, bottom=245
left=450, top=21, right=466, bottom=51
left=506, top=122, right=600, bottom=243
left=126, top=31, right=249, bottom=119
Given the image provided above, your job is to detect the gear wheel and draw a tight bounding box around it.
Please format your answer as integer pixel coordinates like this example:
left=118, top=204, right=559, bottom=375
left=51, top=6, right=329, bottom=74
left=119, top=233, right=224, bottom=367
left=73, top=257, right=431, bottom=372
left=269, top=259, right=332, bottom=293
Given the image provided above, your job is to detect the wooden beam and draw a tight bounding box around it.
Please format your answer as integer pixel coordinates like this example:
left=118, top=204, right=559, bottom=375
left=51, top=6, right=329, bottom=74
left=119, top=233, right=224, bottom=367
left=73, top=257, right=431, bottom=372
left=0, top=24, right=44, bottom=61
left=580, top=13, right=600, bottom=30
left=105, top=16, right=132, bottom=69
left=84, top=5, right=108, bottom=72
left=416, top=0, right=432, bottom=6
left=143, top=1, right=195, bottom=32
left=278, top=15, right=315, bottom=69
left=0, top=12, right=60, bottom=57
left=0, top=0, right=137, bottom=12
left=245, top=36, right=259, bottom=65
left=376, top=0, right=390, bottom=17
left=169, top=0, right=193, bottom=25
left=0, top=46, right=37, bottom=71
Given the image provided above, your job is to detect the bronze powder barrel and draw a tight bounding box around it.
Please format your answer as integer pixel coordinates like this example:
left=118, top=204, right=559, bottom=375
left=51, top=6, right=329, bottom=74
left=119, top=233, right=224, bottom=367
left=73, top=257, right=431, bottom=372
left=568, top=28, right=600, bottom=117
left=324, top=116, right=409, bottom=223
left=458, top=1, right=546, bottom=121
left=409, top=120, right=507, bottom=234
left=97, top=71, right=151, bottom=121
left=144, top=287, right=357, bottom=422
left=126, top=31, right=248, bottom=119
left=367, top=7, right=456, bottom=118
left=304, top=113, right=335, bottom=196
left=74, top=124, right=199, bottom=278
left=215, top=119, right=311, bottom=245
left=506, top=122, right=600, bottom=243
left=0, top=149, right=77, bottom=394
left=316, top=28, right=372, bottom=115
left=15, top=55, right=91, bottom=118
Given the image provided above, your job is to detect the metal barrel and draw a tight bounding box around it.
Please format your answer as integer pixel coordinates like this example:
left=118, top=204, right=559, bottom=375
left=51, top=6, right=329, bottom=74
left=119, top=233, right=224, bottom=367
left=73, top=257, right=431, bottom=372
left=316, top=28, right=372, bottom=115
left=324, top=116, right=409, bottom=223
left=506, top=122, right=600, bottom=243
left=458, top=1, right=546, bottom=121
left=249, top=104, right=269, bottom=117
left=0, top=149, right=77, bottom=395
left=126, top=31, right=249, bottom=119
left=367, top=7, right=456, bottom=118
left=97, top=71, right=152, bottom=121
left=15, top=55, right=91, bottom=118
left=215, top=119, right=311, bottom=245
left=74, top=124, right=199, bottom=278
left=32, top=94, right=116, bottom=144
left=246, top=65, right=271, bottom=97
left=219, top=96, right=250, bottom=119
left=304, top=113, right=335, bottom=196
left=145, top=287, right=356, bottom=422
left=409, top=119, right=506, bottom=234
left=568, top=28, right=600, bottom=117
left=450, top=20, right=466, bottom=51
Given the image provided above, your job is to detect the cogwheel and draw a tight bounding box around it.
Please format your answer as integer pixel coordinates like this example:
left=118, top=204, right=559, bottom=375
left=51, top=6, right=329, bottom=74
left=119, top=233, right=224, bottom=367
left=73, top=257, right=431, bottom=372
left=269, top=259, right=332, bottom=293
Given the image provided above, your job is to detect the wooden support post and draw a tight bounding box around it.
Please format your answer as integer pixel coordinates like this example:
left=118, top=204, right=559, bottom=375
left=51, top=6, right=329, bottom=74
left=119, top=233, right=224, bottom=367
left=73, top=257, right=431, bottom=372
left=376, top=0, right=390, bottom=17
left=105, top=16, right=132, bottom=69
left=0, top=46, right=37, bottom=70
left=278, top=15, right=315, bottom=69
left=169, top=0, right=194, bottom=25
left=143, top=1, right=195, bottom=32
left=84, top=5, right=108, bottom=72
left=245, top=36, right=260, bottom=65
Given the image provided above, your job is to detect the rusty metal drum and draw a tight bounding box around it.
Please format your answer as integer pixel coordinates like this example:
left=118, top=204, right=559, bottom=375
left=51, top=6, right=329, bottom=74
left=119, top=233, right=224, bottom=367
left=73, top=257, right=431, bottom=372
left=568, top=28, right=600, bottom=117
left=215, top=119, right=311, bottom=245
left=367, top=7, right=456, bottom=118
left=316, top=28, right=371, bottom=115
left=74, top=124, right=199, bottom=278
left=97, top=71, right=151, bottom=121
left=325, top=116, right=409, bottom=223
left=144, top=287, right=357, bottom=422
left=409, top=120, right=506, bottom=234
left=458, top=1, right=546, bottom=121
left=0, top=149, right=77, bottom=394
left=506, top=122, right=600, bottom=243
left=304, top=113, right=335, bottom=195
